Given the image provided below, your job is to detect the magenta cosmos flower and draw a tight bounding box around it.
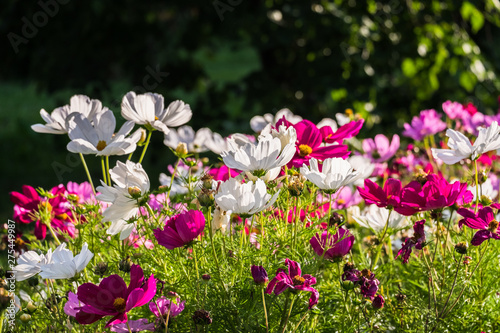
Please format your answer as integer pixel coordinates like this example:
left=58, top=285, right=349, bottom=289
left=310, top=228, right=354, bottom=260
left=342, top=266, right=380, bottom=299
left=319, top=119, right=364, bottom=144
left=154, top=210, right=206, bottom=249
left=266, top=259, right=319, bottom=309
left=362, top=134, right=400, bottom=163
left=75, top=264, right=157, bottom=327
left=396, top=220, right=426, bottom=263
left=149, top=296, right=185, bottom=322
left=110, top=319, right=155, bottom=332
left=10, top=184, right=75, bottom=240
left=399, top=174, right=471, bottom=215
left=283, top=119, right=350, bottom=168
left=208, top=165, right=240, bottom=181
left=403, top=109, right=447, bottom=141
left=358, top=178, right=402, bottom=210
left=457, top=207, right=500, bottom=246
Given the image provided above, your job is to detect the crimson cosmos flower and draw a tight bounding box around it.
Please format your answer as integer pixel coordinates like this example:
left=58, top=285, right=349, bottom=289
left=266, top=259, right=319, bottom=309
left=342, top=267, right=380, bottom=300
left=319, top=119, right=364, bottom=144
left=277, top=119, right=350, bottom=168
left=10, top=184, right=75, bottom=240
left=154, top=210, right=206, bottom=249
left=251, top=265, right=269, bottom=285
left=310, top=228, right=354, bottom=260
left=395, top=220, right=426, bottom=263
left=457, top=206, right=500, bottom=246
left=358, top=178, right=402, bottom=210
left=75, top=264, right=156, bottom=327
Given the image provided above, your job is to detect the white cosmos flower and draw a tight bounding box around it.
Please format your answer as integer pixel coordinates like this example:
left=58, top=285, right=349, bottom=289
left=13, top=249, right=54, bottom=281
left=260, top=124, right=297, bottom=152
left=66, top=110, right=140, bottom=156
left=215, top=178, right=279, bottom=215
left=432, top=121, right=500, bottom=164
left=163, top=126, right=219, bottom=153
left=31, top=95, right=106, bottom=134
left=348, top=155, right=375, bottom=186
left=97, top=160, right=150, bottom=240
left=39, top=243, right=93, bottom=279
left=121, top=91, right=192, bottom=134
left=469, top=178, right=498, bottom=201
left=354, top=205, right=408, bottom=232
left=250, top=108, right=303, bottom=133
left=222, top=133, right=295, bottom=182
left=212, top=206, right=231, bottom=235
left=300, top=158, right=360, bottom=192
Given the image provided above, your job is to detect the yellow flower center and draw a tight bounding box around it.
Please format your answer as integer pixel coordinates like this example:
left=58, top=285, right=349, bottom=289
left=298, top=144, right=313, bottom=157
left=292, top=275, right=305, bottom=286
left=96, top=140, right=107, bottom=151
left=113, top=297, right=126, bottom=312
left=39, top=201, right=52, bottom=213
left=488, top=220, right=499, bottom=233
left=337, top=199, right=346, bottom=205
left=154, top=116, right=159, bottom=120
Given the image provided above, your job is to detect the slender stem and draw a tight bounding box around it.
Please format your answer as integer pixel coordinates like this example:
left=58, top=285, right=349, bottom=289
left=438, top=254, right=463, bottom=319
left=207, top=207, right=226, bottom=295
left=423, top=250, right=438, bottom=317
left=281, top=295, right=295, bottom=333
left=138, top=130, right=153, bottom=164
left=166, top=158, right=181, bottom=208
left=47, top=223, right=61, bottom=246
left=292, top=312, right=308, bottom=333
left=165, top=304, right=171, bottom=333
left=431, top=217, right=440, bottom=263
left=474, top=160, right=479, bottom=213
left=260, top=211, right=265, bottom=250
left=293, top=196, right=300, bottom=251
left=370, top=209, right=392, bottom=269
left=101, top=157, right=107, bottom=186
left=261, top=288, right=269, bottom=333
left=105, top=155, right=111, bottom=186
left=78, top=153, right=95, bottom=194
left=126, top=320, right=132, bottom=333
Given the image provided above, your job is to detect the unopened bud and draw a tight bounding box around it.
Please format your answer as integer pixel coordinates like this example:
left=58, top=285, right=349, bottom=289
left=480, top=195, right=492, bottom=206
left=288, top=174, right=305, bottom=197
left=26, top=302, right=37, bottom=313
left=463, top=256, right=472, bottom=265
left=478, top=170, right=488, bottom=184
left=395, top=293, right=406, bottom=303
left=119, top=257, right=132, bottom=273
left=166, top=291, right=179, bottom=300
left=128, top=186, right=142, bottom=198
left=341, top=280, right=355, bottom=291
left=201, top=274, right=211, bottom=282
left=93, top=262, right=108, bottom=277
left=454, top=242, right=468, bottom=255
left=329, top=212, right=345, bottom=227
left=372, top=294, right=385, bottom=309
left=67, top=194, right=79, bottom=202
left=192, top=309, right=212, bottom=325
left=157, top=185, right=169, bottom=193
left=175, top=142, right=189, bottom=156
left=20, top=313, right=31, bottom=322
left=201, top=174, right=214, bottom=190
left=197, top=189, right=215, bottom=207
left=343, top=262, right=356, bottom=272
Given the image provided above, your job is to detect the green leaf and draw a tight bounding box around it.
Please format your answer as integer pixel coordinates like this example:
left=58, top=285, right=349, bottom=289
left=461, top=2, right=485, bottom=33
left=402, top=58, right=417, bottom=78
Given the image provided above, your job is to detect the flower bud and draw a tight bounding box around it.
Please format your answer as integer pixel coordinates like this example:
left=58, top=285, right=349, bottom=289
left=395, top=293, right=406, bottom=303
left=67, top=194, right=79, bottom=202
left=166, top=291, right=179, bottom=300
left=328, top=212, right=345, bottom=227
left=288, top=174, right=305, bottom=197
left=119, top=257, right=132, bottom=273
left=26, top=302, right=37, bottom=313
left=454, top=242, right=468, bottom=255
left=157, top=185, right=169, bottom=193
left=128, top=186, right=142, bottom=199
left=192, top=309, right=212, bottom=325
left=251, top=265, right=268, bottom=285
left=20, top=313, right=31, bottom=322
left=201, top=174, right=214, bottom=190
left=136, top=128, right=148, bottom=146
left=478, top=170, right=488, bottom=184
left=175, top=142, right=189, bottom=156
left=343, top=262, right=356, bottom=272
left=341, top=280, right=355, bottom=291
left=197, top=189, right=215, bottom=207
left=480, top=195, right=492, bottom=206
left=202, top=274, right=211, bottom=283
left=93, top=262, right=108, bottom=277
left=372, top=294, right=385, bottom=309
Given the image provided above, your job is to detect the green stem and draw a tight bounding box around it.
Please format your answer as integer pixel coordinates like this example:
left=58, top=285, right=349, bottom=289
left=78, top=153, right=95, bottom=194
left=281, top=295, right=295, bottom=333
left=101, top=157, right=108, bottom=186
left=370, top=209, right=392, bottom=270
left=293, top=196, right=300, bottom=251
left=474, top=159, right=479, bottom=213
left=47, top=223, right=61, bottom=246
left=262, top=288, right=269, bottom=333
left=105, top=155, right=111, bottom=186
left=126, top=320, right=132, bottom=333
left=138, top=130, right=152, bottom=164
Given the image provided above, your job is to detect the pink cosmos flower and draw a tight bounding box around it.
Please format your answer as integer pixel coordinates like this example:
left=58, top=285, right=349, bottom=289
left=149, top=296, right=185, bottom=323
left=396, top=220, right=426, bottom=263
left=110, top=319, right=155, bottom=332
left=154, top=210, right=206, bottom=249
left=10, top=185, right=75, bottom=240
left=310, top=228, right=354, bottom=260
left=362, top=134, right=400, bottom=163
left=266, top=259, right=319, bottom=309
left=342, top=266, right=380, bottom=299
left=358, top=179, right=402, bottom=210
left=66, top=181, right=95, bottom=203
left=457, top=207, right=500, bottom=246
left=285, top=119, right=350, bottom=168
left=75, top=264, right=157, bottom=327
left=208, top=165, right=240, bottom=181
left=319, top=119, right=364, bottom=144
left=127, top=228, right=154, bottom=249
left=317, top=187, right=362, bottom=210
left=442, top=101, right=468, bottom=120
left=402, top=109, right=447, bottom=141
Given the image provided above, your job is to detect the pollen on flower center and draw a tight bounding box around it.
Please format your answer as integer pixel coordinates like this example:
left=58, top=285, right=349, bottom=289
left=113, top=297, right=126, bottom=312
left=337, top=199, right=346, bottom=205
left=292, top=275, right=305, bottom=286
left=299, top=144, right=313, bottom=157
left=96, top=140, right=107, bottom=151
left=361, top=269, right=371, bottom=277
left=39, top=201, right=52, bottom=213
left=488, top=220, right=499, bottom=232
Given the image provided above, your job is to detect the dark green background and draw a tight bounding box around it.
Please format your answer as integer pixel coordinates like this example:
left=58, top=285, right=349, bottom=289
left=2, top=0, right=500, bottom=220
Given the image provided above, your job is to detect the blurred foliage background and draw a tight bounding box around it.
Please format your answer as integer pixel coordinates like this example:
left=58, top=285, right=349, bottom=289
left=1, top=0, right=500, bottom=220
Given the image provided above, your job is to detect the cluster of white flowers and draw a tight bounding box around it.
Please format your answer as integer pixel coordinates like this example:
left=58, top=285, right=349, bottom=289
left=14, top=243, right=93, bottom=281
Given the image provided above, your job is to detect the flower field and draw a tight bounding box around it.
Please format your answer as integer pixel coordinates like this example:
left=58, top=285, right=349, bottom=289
left=3, top=93, right=500, bottom=332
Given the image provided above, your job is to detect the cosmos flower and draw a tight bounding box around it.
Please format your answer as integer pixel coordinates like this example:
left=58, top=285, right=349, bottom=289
left=208, top=165, right=240, bottom=182
left=358, top=178, right=402, bottom=209
left=251, top=265, right=269, bottom=285
left=110, top=319, right=155, bottom=332
left=309, top=228, right=354, bottom=260
left=13, top=248, right=54, bottom=281
left=154, top=210, right=206, bottom=249
left=362, top=134, right=400, bottom=163
left=75, top=264, right=156, bottom=327
left=403, top=109, right=447, bottom=141
left=250, top=108, right=302, bottom=133
left=66, top=110, right=141, bottom=156
left=457, top=206, right=500, bottom=246
left=121, top=91, right=192, bottom=134
left=319, top=119, right=364, bottom=144
left=266, top=259, right=319, bottom=309
left=372, top=295, right=385, bottom=309
left=163, top=126, right=221, bottom=153
left=39, top=242, right=93, bottom=279
left=31, top=95, right=106, bottom=135
left=149, top=297, right=185, bottom=324
left=215, top=178, right=279, bottom=216
left=395, top=220, right=426, bottom=263
left=97, top=161, right=150, bottom=240
left=432, top=121, right=500, bottom=164
left=353, top=205, right=408, bottom=232
left=300, top=157, right=360, bottom=192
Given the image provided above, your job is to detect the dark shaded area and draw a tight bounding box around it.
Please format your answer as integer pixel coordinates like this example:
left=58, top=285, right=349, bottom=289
left=1, top=0, right=500, bottom=218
